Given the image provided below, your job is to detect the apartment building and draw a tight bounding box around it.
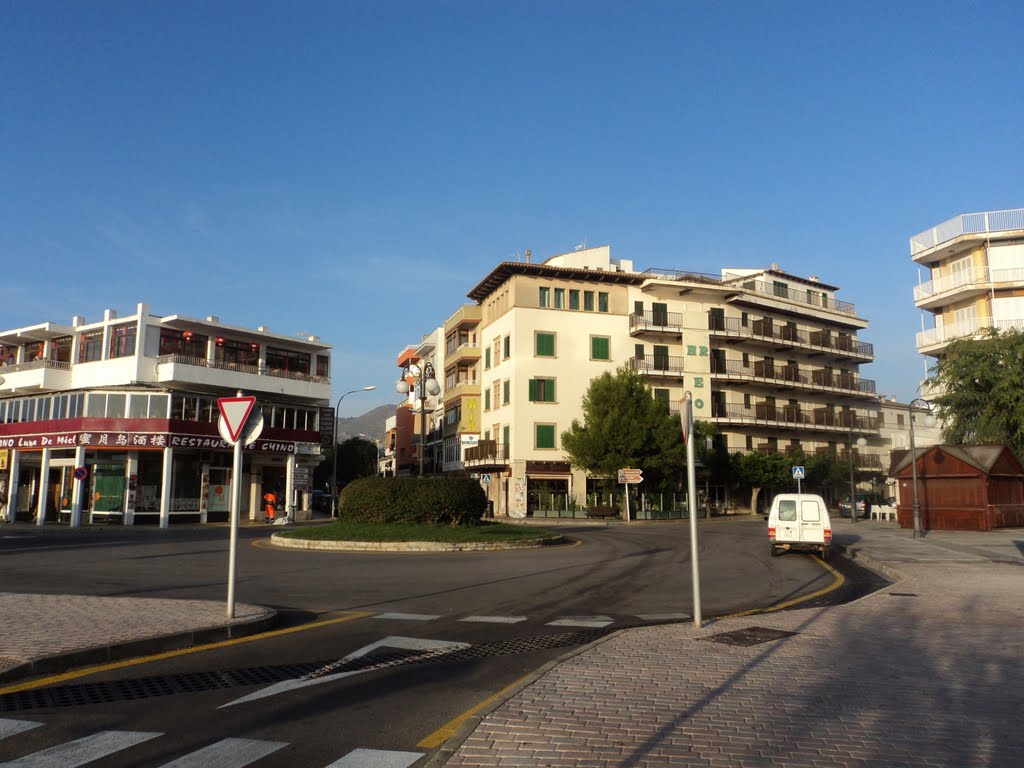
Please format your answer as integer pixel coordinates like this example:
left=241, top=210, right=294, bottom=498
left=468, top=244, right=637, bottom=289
left=912, top=208, right=1024, bottom=359
left=445, top=245, right=885, bottom=516
left=0, top=303, right=332, bottom=527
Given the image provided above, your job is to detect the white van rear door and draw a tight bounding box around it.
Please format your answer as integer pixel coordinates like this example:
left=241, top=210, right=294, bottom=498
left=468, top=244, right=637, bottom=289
left=776, top=499, right=800, bottom=542
left=800, top=498, right=825, bottom=543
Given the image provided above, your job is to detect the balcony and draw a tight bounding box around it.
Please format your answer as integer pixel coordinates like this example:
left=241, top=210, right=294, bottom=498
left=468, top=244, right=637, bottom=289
left=910, top=208, right=1024, bottom=260
left=708, top=315, right=873, bottom=361
left=629, top=310, right=684, bottom=336
left=444, top=304, right=482, bottom=333
left=464, top=440, right=510, bottom=467
left=916, top=317, right=1024, bottom=355
left=914, top=266, right=1024, bottom=310
left=444, top=342, right=481, bottom=366
left=628, top=354, right=685, bottom=377
left=0, top=357, right=72, bottom=393
left=720, top=275, right=857, bottom=317
left=155, top=354, right=331, bottom=400
left=711, top=404, right=881, bottom=435
left=443, top=378, right=480, bottom=403
left=710, top=358, right=876, bottom=397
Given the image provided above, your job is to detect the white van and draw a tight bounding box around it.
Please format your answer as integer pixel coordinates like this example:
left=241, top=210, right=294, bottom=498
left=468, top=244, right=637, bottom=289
left=767, top=493, right=832, bottom=560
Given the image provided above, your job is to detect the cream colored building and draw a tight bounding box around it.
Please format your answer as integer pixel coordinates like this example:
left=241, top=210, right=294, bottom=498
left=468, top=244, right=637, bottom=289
left=450, top=245, right=885, bottom=516
left=912, top=208, right=1024, bottom=359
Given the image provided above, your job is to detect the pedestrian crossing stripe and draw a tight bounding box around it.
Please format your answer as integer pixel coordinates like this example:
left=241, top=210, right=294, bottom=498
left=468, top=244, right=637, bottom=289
left=373, top=612, right=439, bottom=621
left=0, top=729, right=161, bottom=768
left=157, top=737, right=287, bottom=767
left=546, top=616, right=614, bottom=628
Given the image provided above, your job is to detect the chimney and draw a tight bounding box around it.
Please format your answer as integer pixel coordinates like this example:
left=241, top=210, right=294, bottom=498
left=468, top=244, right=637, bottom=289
left=258, top=325, right=269, bottom=332
left=808, top=275, right=819, bottom=282
left=770, top=262, right=779, bottom=271
left=525, top=249, right=531, bottom=263
left=207, top=315, right=219, bottom=323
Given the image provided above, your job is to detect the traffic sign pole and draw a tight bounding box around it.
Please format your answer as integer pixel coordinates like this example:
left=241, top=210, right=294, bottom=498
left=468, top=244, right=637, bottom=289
left=682, top=392, right=702, bottom=629
left=218, top=392, right=257, bottom=620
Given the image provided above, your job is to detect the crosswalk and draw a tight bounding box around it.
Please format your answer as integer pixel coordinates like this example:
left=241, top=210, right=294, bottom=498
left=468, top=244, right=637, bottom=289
left=0, top=720, right=423, bottom=768
left=372, top=611, right=689, bottom=627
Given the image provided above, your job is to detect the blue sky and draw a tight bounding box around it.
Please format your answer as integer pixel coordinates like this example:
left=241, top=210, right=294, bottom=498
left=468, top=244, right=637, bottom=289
left=3, top=1, right=1022, bottom=415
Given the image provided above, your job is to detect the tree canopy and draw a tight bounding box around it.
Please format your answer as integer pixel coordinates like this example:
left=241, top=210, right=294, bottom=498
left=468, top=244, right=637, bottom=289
left=928, top=327, right=1024, bottom=458
left=560, top=367, right=685, bottom=490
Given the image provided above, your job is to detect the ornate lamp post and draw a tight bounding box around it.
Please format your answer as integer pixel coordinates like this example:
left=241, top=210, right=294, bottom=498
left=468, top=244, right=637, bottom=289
left=908, top=397, right=936, bottom=538
left=848, top=431, right=868, bottom=522
left=331, top=386, right=376, bottom=517
left=396, top=362, right=440, bottom=476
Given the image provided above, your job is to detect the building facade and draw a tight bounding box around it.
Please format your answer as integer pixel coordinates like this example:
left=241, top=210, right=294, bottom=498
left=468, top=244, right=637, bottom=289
left=0, top=304, right=332, bottom=527
left=912, top=208, right=1024, bottom=359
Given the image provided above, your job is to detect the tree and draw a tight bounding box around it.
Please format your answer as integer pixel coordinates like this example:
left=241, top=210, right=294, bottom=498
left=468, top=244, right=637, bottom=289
left=561, top=367, right=685, bottom=493
left=729, top=450, right=792, bottom=514
left=928, top=327, right=1024, bottom=459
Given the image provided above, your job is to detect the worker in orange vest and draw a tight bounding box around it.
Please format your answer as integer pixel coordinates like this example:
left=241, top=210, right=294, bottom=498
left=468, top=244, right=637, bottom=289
left=263, top=489, right=277, bottom=523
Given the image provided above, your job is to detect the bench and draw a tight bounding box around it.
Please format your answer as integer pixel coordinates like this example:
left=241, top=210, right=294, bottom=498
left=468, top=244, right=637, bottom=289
left=587, top=506, right=620, bottom=519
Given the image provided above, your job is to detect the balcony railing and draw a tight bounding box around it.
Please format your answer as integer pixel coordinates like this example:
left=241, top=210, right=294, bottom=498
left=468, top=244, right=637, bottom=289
left=711, top=358, right=876, bottom=395
left=628, top=310, right=685, bottom=334
left=156, top=354, right=330, bottom=384
left=0, top=357, right=71, bottom=374
left=628, top=354, right=686, bottom=376
left=708, top=315, right=873, bottom=359
left=910, top=208, right=1024, bottom=256
left=914, top=266, right=1024, bottom=302
left=916, top=317, right=1024, bottom=349
left=711, top=404, right=881, bottom=432
left=464, top=441, right=510, bottom=465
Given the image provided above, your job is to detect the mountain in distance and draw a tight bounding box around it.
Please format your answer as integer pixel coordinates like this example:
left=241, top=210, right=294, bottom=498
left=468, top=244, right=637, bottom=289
left=336, top=403, right=395, bottom=442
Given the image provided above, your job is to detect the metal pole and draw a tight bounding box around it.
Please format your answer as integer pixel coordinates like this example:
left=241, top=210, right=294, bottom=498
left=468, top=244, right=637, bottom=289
left=226, top=390, right=243, bottom=620
left=684, top=392, right=702, bottom=628
left=849, top=431, right=857, bottom=523
left=910, top=404, right=921, bottom=538
left=418, top=369, right=426, bottom=477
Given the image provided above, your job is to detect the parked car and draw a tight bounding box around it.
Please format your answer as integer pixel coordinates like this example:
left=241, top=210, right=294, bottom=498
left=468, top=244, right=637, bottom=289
left=310, top=490, right=331, bottom=513
left=837, top=492, right=895, bottom=519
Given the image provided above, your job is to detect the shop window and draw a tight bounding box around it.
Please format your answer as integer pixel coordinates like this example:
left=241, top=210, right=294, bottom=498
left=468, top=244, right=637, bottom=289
left=92, top=464, right=126, bottom=512
left=591, top=336, right=610, bottom=360
left=535, top=423, right=556, bottom=449
left=108, top=325, right=137, bottom=359
left=535, top=332, right=556, bottom=357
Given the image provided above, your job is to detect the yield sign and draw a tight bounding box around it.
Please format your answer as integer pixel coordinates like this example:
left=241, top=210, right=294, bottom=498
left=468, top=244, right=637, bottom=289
left=217, top=396, right=257, bottom=444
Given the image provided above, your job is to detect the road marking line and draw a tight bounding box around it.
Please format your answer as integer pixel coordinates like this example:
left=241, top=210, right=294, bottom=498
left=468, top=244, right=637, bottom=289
left=1, top=730, right=162, bottom=767
left=0, top=719, right=43, bottom=739
left=546, top=616, right=614, bottom=628
left=722, top=555, right=846, bottom=619
left=323, top=748, right=424, bottom=768
left=636, top=613, right=690, bottom=622
left=418, top=673, right=534, bottom=749
left=0, top=612, right=374, bottom=696
left=156, top=737, right=288, bottom=767
left=221, top=636, right=470, bottom=708
left=373, top=613, right=439, bottom=621
left=458, top=615, right=527, bottom=624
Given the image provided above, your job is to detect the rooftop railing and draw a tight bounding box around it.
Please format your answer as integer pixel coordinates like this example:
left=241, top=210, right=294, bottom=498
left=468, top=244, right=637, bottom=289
left=916, top=317, right=1024, bottom=349
left=910, top=208, right=1024, bottom=256
left=708, top=315, right=874, bottom=358
left=914, top=266, right=1024, bottom=302
left=0, top=357, right=71, bottom=374
left=156, top=354, right=330, bottom=384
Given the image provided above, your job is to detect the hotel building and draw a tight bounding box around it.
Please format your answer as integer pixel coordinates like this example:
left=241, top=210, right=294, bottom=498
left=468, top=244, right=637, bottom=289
left=0, top=304, right=332, bottom=527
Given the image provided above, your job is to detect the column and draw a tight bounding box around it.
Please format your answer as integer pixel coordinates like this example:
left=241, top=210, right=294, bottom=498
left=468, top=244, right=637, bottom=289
left=36, top=448, right=51, bottom=526
left=248, top=466, right=262, bottom=521
left=159, top=445, right=173, bottom=529
left=124, top=455, right=138, bottom=525
left=7, top=449, right=21, bottom=522
left=285, top=452, right=296, bottom=522
left=70, top=445, right=85, bottom=527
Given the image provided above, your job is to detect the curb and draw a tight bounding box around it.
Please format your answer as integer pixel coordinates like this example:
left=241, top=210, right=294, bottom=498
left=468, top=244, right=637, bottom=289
left=0, top=608, right=278, bottom=684
left=269, top=533, right=569, bottom=552
left=834, top=542, right=906, bottom=582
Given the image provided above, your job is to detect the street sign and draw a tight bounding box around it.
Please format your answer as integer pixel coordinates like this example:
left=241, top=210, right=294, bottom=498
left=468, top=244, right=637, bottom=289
left=792, top=465, right=805, bottom=480
left=73, top=466, right=89, bottom=481
left=218, top=397, right=257, bottom=444
left=617, top=467, right=643, bottom=484
left=480, top=473, right=492, bottom=484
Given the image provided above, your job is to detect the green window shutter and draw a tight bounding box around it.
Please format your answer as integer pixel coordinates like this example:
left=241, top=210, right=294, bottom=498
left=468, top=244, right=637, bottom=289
left=569, top=290, right=580, bottom=310
left=584, top=291, right=594, bottom=311
left=547, top=379, right=556, bottom=402
left=503, top=425, right=510, bottom=446
left=503, top=379, right=510, bottom=404
left=591, top=337, right=609, bottom=360
left=536, top=333, right=555, bottom=356
left=485, top=389, right=491, bottom=410
left=485, top=347, right=491, bottom=368
left=529, top=379, right=538, bottom=401
left=598, top=292, right=609, bottom=312
left=536, top=424, right=555, bottom=449
left=503, top=335, right=510, bottom=358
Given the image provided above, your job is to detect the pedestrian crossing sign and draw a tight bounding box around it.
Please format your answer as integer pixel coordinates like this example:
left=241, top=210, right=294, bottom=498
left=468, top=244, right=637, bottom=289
left=792, top=466, right=805, bottom=480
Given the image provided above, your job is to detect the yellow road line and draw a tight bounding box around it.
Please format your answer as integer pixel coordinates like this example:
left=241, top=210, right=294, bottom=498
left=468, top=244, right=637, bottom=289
left=418, top=672, right=535, bottom=749
left=722, top=554, right=845, bottom=619
left=0, top=611, right=373, bottom=695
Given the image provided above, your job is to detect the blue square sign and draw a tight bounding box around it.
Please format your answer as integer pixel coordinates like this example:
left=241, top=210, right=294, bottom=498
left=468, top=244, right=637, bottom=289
left=792, top=466, right=805, bottom=480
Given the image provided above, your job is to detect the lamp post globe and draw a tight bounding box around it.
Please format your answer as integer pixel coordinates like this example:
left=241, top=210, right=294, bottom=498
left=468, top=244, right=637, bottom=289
left=396, top=361, right=439, bottom=476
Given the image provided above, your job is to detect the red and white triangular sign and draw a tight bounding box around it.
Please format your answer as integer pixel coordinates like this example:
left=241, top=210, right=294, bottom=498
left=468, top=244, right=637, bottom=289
left=218, top=396, right=256, bottom=444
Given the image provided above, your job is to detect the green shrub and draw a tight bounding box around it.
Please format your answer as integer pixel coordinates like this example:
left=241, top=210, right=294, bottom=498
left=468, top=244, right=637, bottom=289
left=338, top=476, right=487, bottom=526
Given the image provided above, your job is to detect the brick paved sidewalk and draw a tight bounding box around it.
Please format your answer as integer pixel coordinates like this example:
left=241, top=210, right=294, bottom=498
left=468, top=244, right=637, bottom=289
left=438, top=523, right=1024, bottom=768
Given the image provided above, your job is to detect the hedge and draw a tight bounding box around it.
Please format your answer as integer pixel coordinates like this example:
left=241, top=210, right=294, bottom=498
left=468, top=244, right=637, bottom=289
left=338, top=476, right=487, bottom=526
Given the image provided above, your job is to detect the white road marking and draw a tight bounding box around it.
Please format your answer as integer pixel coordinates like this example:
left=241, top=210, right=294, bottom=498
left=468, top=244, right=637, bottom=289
left=156, top=737, right=287, bottom=767
left=373, top=613, right=439, bottom=621
left=636, top=613, right=690, bottom=622
left=546, top=616, right=614, bottom=628
left=458, top=615, right=527, bottom=624
left=0, top=730, right=161, bottom=767
left=0, top=719, right=43, bottom=740
left=323, top=747, right=425, bottom=768
left=221, top=636, right=470, bottom=708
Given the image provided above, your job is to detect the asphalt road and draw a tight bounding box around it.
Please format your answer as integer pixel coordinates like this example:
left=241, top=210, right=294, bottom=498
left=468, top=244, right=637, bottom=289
left=0, top=519, right=837, bottom=766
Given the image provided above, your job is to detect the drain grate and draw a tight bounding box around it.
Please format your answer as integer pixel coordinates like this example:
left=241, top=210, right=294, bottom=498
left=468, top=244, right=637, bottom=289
left=703, top=626, right=797, bottom=647
left=0, top=628, right=616, bottom=713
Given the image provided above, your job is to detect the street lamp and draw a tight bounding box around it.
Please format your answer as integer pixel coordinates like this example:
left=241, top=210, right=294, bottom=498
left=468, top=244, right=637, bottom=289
left=396, top=361, right=440, bottom=476
left=908, top=397, right=937, bottom=538
left=847, top=431, right=868, bottom=522
left=331, top=385, right=376, bottom=517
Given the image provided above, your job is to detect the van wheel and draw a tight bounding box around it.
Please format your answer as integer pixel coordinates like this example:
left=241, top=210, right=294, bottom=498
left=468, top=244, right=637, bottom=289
left=770, top=544, right=780, bottom=557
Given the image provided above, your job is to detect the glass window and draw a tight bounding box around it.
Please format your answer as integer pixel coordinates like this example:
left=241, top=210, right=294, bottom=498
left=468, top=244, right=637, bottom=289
left=106, top=393, right=126, bottom=419
left=316, top=356, right=330, bottom=378
left=159, top=329, right=209, bottom=357
left=539, top=287, right=550, bottom=308
left=149, top=394, right=168, bottom=418
left=800, top=500, right=821, bottom=522
left=51, top=336, right=72, bottom=363
left=584, top=291, right=594, bottom=311
left=108, top=325, right=137, bottom=359
left=598, top=292, right=609, bottom=312
left=493, top=381, right=501, bottom=409
left=129, top=394, right=149, bottom=419
left=535, top=332, right=556, bottom=357
left=535, top=424, right=555, bottom=449
left=79, top=331, right=103, bottom=363
left=529, top=378, right=556, bottom=402
left=778, top=500, right=797, bottom=521
left=569, top=290, right=580, bottom=310
left=591, top=336, right=610, bottom=360
left=86, top=393, right=106, bottom=417
left=266, top=346, right=310, bottom=374
left=554, top=288, right=565, bottom=309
